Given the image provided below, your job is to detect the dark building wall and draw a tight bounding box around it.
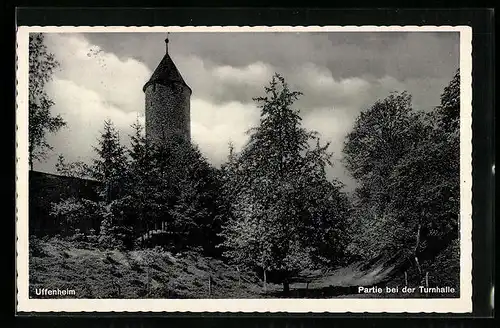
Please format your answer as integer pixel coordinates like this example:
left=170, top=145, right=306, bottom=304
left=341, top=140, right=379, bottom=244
left=145, top=82, right=191, bottom=146
left=29, top=171, right=101, bottom=236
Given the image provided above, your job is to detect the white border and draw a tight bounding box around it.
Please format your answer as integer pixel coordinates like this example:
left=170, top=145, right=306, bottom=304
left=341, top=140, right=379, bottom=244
left=16, top=25, right=473, bottom=313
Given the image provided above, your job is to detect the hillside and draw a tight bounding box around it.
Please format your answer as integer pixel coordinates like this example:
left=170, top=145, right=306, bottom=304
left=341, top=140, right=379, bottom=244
left=29, top=238, right=282, bottom=298
left=29, top=238, right=458, bottom=299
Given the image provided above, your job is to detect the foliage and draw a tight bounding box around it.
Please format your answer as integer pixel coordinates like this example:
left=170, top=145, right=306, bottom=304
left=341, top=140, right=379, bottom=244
left=91, top=120, right=129, bottom=203
left=425, top=238, right=460, bottom=290
left=51, top=120, right=132, bottom=249
left=120, top=121, right=157, bottom=244
left=53, top=118, right=223, bottom=253
left=436, top=69, right=460, bottom=133
left=55, top=154, right=92, bottom=179
left=343, top=70, right=461, bottom=286
left=220, top=73, right=350, bottom=291
left=141, top=133, right=222, bottom=254
left=50, top=197, right=104, bottom=236
left=29, top=33, right=66, bottom=169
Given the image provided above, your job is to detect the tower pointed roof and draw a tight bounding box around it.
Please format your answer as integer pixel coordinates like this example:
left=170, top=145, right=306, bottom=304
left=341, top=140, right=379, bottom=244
left=143, top=36, right=191, bottom=93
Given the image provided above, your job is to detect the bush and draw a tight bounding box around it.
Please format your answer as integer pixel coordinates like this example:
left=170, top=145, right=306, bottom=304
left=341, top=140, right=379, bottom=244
left=50, top=198, right=103, bottom=236
left=98, top=205, right=135, bottom=250
left=426, top=238, right=460, bottom=291
left=99, top=215, right=125, bottom=250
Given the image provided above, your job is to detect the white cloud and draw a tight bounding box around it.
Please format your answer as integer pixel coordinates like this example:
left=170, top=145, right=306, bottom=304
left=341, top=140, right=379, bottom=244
left=35, top=33, right=149, bottom=172
left=191, top=98, right=260, bottom=166
left=34, top=33, right=383, bottom=191
left=295, top=63, right=371, bottom=97
left=37, top=78, right=143, bottom=172
left=212, top=61, right=273, bottom=86
left=44, top=33, right=151, bottom=114
left=302, top=106, right=357, bottom=190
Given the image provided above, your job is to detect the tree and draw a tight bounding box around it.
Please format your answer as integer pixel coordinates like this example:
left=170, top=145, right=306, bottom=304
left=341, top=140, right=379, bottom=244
left=145, top=134, right=222, bottom=253
left=55, top=154, right=92, bottom=179
left=93, top=120, right=132, bottom=247
left=91, top=119, right=129, bottom=203
left=29, top=33, right=66, bottom=170
left=124, top=119, right=157, bottom=244
left=436, top=69, right=460, bottom=133
left=343, top=71, right=461, bottom=287
left=220, top=74, right=349, bottom=294
left=386, top=70, right=460, bottom=283
left=342, top=91, right=427, bottom=260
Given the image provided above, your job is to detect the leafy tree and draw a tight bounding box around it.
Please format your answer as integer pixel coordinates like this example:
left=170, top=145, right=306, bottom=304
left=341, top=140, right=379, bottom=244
left=221, top=74, right=349, bottom=294
left=55, top=154, right=92, bottom=179
left=436, top=69, right=460, bottom=133
left=342, top=91, right=428, bottom=260
left=50, top=197, right=104, bottom=236
left=343, top=92, right=424, bottom=215
left=51, top=120, right=134, bottom=249
left=386, top=70, right=460, bottom=283
left=51, top=118, right=224, bottom=254
left=343, top=71, right=461, bottom=287
left=29, top=33, right=66, bottom=170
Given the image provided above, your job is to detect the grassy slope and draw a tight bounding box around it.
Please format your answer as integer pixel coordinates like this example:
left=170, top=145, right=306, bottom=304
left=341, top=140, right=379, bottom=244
left=29, top=239, right=281, bottom=299
left=29, top=238, right=458, bottom=299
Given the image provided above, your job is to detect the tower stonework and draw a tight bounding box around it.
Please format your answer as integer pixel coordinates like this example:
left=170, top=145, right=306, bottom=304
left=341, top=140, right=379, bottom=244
left=143, top=37, right=191, bottom=146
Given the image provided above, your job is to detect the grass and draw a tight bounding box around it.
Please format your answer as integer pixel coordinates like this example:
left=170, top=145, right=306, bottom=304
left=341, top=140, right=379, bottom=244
left=29, top=238, right=459, bottom=299
left=29, top=238, right=280, bottom=299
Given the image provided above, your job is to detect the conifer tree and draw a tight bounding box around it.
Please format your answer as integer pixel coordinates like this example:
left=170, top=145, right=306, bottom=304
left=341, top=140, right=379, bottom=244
left=92, top=119, right=129, bottom=203
left=89, top=120, right=131, bottom=248
left=125, top=119, right=157, bottom=244
left=157, top=136, right=221, bottom=253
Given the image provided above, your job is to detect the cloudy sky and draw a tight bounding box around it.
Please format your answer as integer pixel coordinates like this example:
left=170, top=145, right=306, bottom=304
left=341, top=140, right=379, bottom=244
left=35, top=31, right=459, bottom=191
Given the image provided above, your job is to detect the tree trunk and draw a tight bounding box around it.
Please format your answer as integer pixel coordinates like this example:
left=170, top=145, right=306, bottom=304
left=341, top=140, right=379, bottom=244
left=283, top=281, right=290, bottom=295
left=263, top=269, right=267, bottom=293
left=237, top=266, right=241, bottom=286
left=208, top=275, right=212, bottom=297
left=415, top=256, right=422, bottom=275
left=414, top=223, right=422, bottom=276
left=414, top=223, right=421, bottom=254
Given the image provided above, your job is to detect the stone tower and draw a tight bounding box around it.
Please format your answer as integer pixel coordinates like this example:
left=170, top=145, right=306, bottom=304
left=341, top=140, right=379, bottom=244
left=143, top=36, right=191, bottom=146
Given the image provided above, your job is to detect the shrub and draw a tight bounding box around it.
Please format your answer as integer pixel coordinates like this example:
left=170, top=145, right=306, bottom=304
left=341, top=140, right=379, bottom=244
left=426, top=238, right=460, bottom=291
left=99, top=214, right=125, bottom=250
left=50, top=198, right=103, bottom=236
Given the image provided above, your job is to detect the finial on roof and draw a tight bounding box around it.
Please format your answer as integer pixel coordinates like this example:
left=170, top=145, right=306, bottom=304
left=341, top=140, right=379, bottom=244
left=165, top=32, right=170, bottom=54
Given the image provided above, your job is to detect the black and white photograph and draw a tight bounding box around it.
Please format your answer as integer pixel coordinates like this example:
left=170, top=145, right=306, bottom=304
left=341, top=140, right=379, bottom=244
left=16, top=26, right=472, bottom=312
